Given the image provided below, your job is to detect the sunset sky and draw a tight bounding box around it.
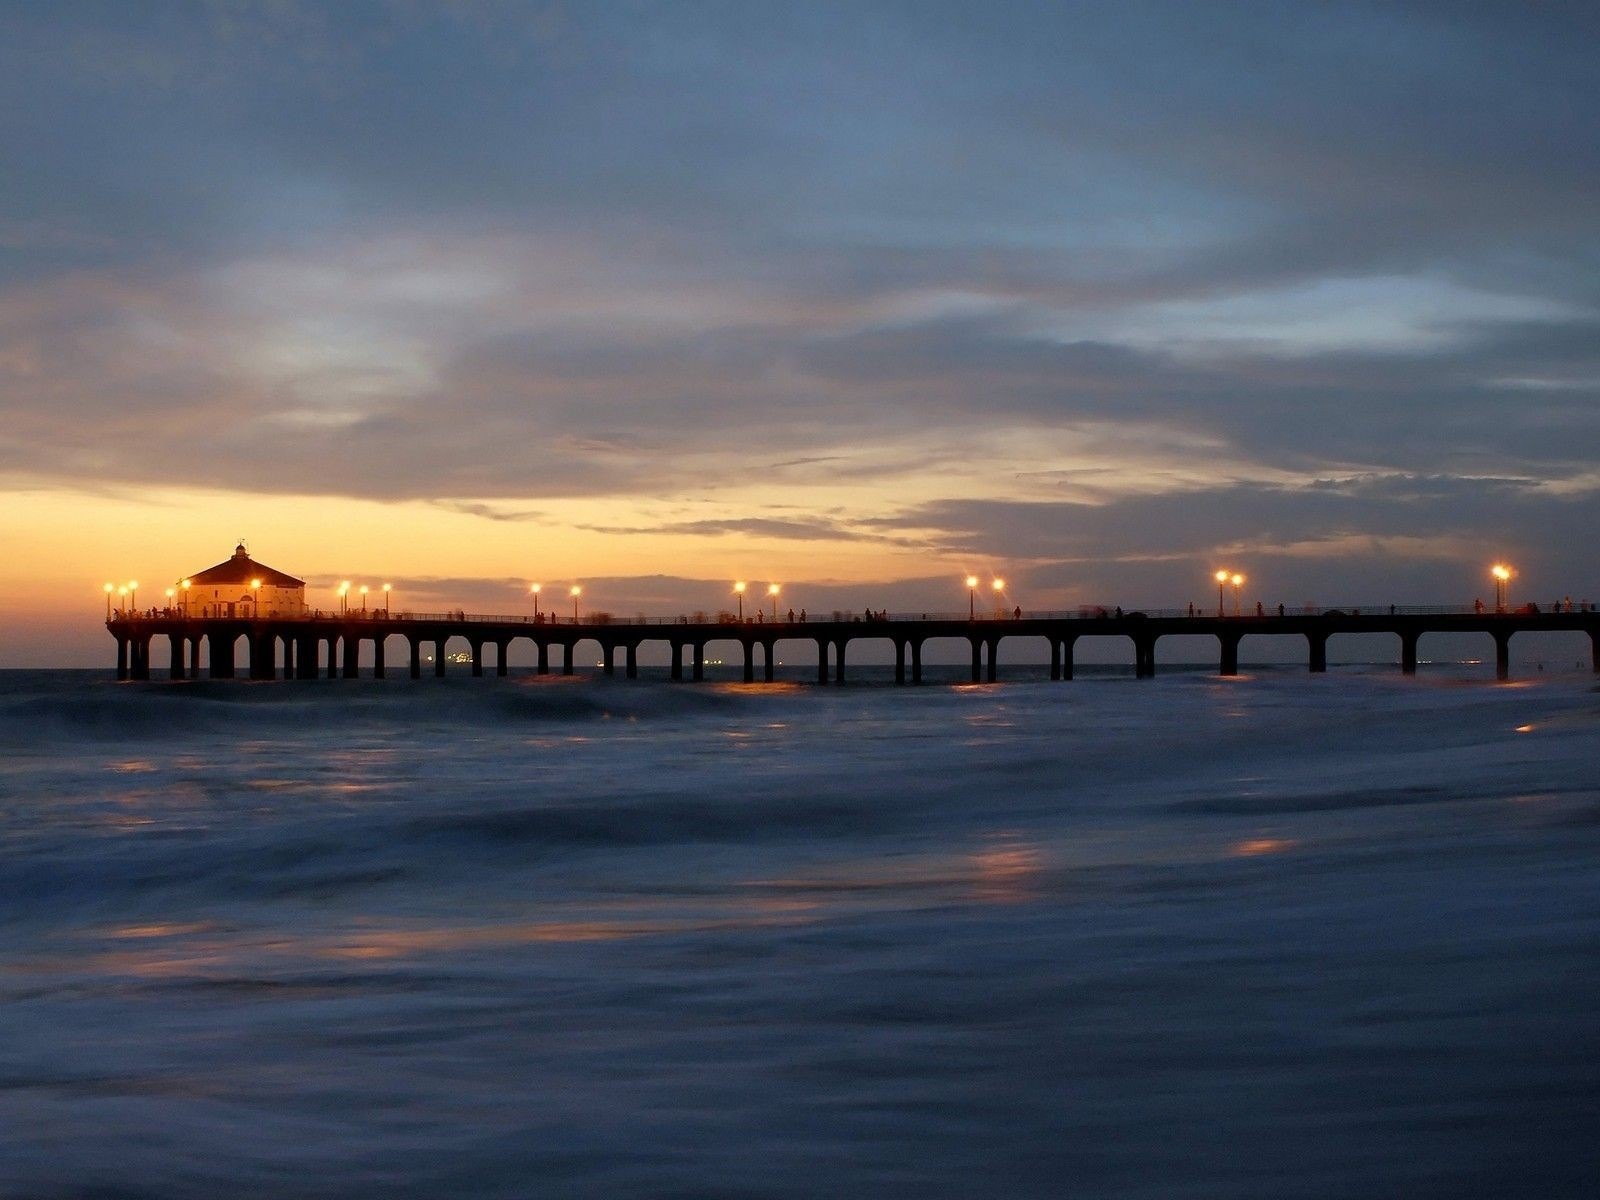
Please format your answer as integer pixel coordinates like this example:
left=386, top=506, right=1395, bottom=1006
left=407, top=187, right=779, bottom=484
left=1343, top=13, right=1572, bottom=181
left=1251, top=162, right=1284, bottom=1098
left=3, top=3, right=1597, bottom=665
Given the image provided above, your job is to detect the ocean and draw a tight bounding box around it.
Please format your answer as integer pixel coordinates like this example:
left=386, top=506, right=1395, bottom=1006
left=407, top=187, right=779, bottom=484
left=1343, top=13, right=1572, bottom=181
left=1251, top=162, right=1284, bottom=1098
left=2, top=665, right=1597, bottom=1198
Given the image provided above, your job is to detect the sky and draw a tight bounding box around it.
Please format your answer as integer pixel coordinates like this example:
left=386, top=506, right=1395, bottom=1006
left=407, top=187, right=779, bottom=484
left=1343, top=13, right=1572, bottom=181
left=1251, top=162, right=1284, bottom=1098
left=2, top=1, right=1598, bottom=665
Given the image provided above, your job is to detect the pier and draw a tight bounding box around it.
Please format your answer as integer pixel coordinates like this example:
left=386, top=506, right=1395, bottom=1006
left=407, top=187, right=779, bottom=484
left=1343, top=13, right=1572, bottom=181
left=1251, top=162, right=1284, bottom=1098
left=106, top=607, right=1600, bottom=683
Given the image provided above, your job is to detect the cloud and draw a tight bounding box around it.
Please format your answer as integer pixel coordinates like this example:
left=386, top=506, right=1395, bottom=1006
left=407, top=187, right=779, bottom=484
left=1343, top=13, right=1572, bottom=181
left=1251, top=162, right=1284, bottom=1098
left=2, top=0, right=1599, bottom=637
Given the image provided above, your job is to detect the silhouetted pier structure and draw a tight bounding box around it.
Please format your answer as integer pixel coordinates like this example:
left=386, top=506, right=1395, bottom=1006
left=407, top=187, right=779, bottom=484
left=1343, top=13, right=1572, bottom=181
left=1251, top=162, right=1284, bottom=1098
left=107, top=607, right=1600, bottom=684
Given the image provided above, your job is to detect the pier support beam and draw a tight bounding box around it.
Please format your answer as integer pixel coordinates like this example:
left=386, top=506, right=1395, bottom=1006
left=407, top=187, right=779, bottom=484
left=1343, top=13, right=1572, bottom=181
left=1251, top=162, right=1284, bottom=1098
left=1591, top=631, right=1599, bottom=674
left=692, top=642, right=704, bottom=682
left=834, top=640, right=846, bottom=685
left=251, top=634, right=276, bottom=681
left=209, top=632, right=234, bottom=679
left=1219, top=631, right=1240, bottom=677
left=742, top=641, right=754, bottom=683
left=1308, top=632, right=1327, bottom=674
left=763, top=642, right=775, bottom=683
left=537, top=641, right=549, bottom=675
left=626, top=644, right=638, bottom=679
left=1049, top=639, right=1060, bottom=681
left=1400, top=631, right=1418, bottom=675
left=169, top=634, right=185, bottom=680
left=1061, top=638, right=1075, bottom=681
left=497, top=641, right=509, bottom=677
left=409, top=638, right=421, bottom=680
left=970, top=638, right=982, bottom=683
left=470, top=640, right=483, bottom=677
left=116, top=636, right=129, bottom=681
left=894, top=640, right=906, bottom=685
left=342, top=635, right=359, bottom=679
left=188, top=637, right=201, bottom=678
left=435, top=639, right=447, bottom=677
left=671, top=642, right=684, bottom=681
left=911, top=639, right=923, bottom=685
left=985, top=638, right=998, bottom=682
left=373, top=637, right=385, bottom=680
left=130, top=637, right=150, bottom=681
left=326, top=638, right=338, bottom=679
left=562, top=643, right=574, bottom=676
left=817, top=640, right=829, bottom=685
left=1134, top=635, right=1156, bottom=679
left=1494, top=631, right=1511, bottom=682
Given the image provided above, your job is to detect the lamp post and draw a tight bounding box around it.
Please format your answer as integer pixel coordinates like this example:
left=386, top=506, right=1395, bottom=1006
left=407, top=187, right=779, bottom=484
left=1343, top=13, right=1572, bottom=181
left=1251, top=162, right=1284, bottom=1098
left=768, top=583, right=780, bottom=621
left=992, top=578, right=1005, bottom=618
left=129, top=581, right=139, bottom=611
left=1215, top=570, right=1229, bottom=617
left=966, top=575, right=979, bottom=620
left=734, top=581, right=746, bottom=622
left=165, top=587, right=175, bottom=613
left=571, top=585, right=582, bottom=624
left=250, top=578, right=262, bottom=618
left=1492, top=563, right=1512, bottom=612
left=1231, top=573, right=1245, bottom=617
left=104, top=583, right=114, bottom=619
left=181, top=579, right=191, bottom=616
left=118, top=585, right=128, bottom=615
left=359, top=584, right=369, bottom=613
left=382, top=582, right=391, bottom=615
left=339, top=581, right=350, bottom=615
left=530, top=583, right=541, bottom=622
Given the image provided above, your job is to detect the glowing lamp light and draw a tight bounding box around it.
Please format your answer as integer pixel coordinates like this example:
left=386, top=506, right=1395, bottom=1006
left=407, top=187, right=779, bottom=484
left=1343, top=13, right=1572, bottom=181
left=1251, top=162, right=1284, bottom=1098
left=966, top=575, right=979, bottom=589
left=992, top=578, right=1005, bottom=591
left=1491, top=563, right=1514, bottom=611
left=767, top=582, right=780, bottom=620
left=734, top=581, right=747, bottom=621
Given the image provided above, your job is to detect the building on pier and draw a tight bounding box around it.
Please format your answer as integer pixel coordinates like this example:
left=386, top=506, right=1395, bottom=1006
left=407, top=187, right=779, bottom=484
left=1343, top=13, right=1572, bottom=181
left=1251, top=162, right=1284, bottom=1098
left=183, top=543, right=305, bottom=618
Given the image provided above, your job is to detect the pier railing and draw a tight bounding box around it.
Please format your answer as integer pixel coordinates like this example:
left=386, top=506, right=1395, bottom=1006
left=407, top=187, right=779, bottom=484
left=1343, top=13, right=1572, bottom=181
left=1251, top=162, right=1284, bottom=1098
left=109, top=601, right=1591, bottom=624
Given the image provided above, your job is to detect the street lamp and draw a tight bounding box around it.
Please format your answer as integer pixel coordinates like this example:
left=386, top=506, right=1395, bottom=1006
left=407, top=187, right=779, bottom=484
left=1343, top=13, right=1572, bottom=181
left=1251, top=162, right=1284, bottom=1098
left=164, top=587, right=175, bottom=612
left=181, top=579, right=191, bottom=616
left=767, top=583, right=780, bottom=621
left=734, top=581, right=746, bottom=622
left=1231, top=573, right=1245, bottom=617
left=118, top=585, right=128, bottom=614
left=1491, top=563, right=1512, bottom=612
left=992, top=578, right=1005, bottom=618
left=129, top=581, right=139, bottom=611
left=966, top=575, right=979, bottom=620
left=338, top=580, right=351, bottom=615
left=382, top=583, right=392, bottom=615
left=530, top=583, right=541, bottom=622
left=250, top=578, right=262, bottom=617
left=104, top=582, right=114, bottom=619
left=359, top=584, right=369, bottom=612
left=1215, top=569, right=1229, bottom=617
left=570, top=584, right=582, bottom=623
